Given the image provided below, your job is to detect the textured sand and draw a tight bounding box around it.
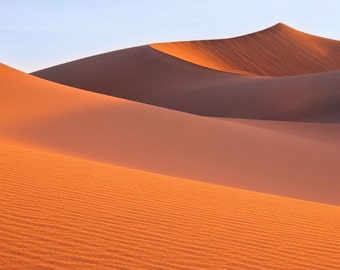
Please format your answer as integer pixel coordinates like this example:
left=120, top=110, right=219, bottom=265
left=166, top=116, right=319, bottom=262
left=151, top=23, right=340, bottom=76
left=2, top=63, right=340, bottom=205
left=1, top=141, right=340, bottom=269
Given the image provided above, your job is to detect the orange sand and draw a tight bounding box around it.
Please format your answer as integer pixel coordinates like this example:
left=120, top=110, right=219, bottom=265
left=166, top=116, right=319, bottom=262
left=1, top=63, right=340, bottom=205
left=1, top=141, right=340, bottom=269
left=216, top=118, right=340, bottom=145
left=151, top=23, right=340, bottom=76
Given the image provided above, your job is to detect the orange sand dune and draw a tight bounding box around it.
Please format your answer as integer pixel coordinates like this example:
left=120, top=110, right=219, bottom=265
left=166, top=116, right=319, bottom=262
left=2, top=63, right=340, bottom=205
left=32, top=45, right=340, bottom=122
left=1, top=141, right=340, bottom=269
left=216, top=118, right=340, bottom=146
left=151, top=23, right=340, bottom=76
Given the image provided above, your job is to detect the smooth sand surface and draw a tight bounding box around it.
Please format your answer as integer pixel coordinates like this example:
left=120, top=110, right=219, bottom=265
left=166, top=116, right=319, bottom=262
left=2, top=63, right=340, bottom=205
left=32, top=43, right=340, bottom=122
left=151, top=23, right=340, bottom=76
left=1, top=141, right=340, bottom=269
left=215, top=118, right=340, bottom=146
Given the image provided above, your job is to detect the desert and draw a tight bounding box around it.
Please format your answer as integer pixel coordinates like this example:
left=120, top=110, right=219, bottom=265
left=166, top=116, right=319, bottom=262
left=1, top=17, right=339, bottom=269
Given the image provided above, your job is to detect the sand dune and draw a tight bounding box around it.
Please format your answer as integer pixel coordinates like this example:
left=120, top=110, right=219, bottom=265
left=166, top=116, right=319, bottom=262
left=152, top=23, right=340, bottom=76
left=32, top=33, right=340, bottom=122
left=216, top=118, right=340, bottom=146
left=2, top=22, right=340, bottom=269
left=2, top=63, right=340, bottom=205
left=1, top=141, right=340, bottom=269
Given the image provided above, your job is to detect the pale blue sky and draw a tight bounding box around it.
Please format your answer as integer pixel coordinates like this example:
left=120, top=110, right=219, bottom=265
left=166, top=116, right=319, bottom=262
left=1, top=0, right=339, bottom=72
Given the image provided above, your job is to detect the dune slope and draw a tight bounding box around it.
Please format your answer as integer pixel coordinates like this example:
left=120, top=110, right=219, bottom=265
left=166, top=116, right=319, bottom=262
left=1, top=141, right=340, bottom=269
left=2, top=63, right=340, bottom=205
left=32, top=45, right=340, bottom=122
left=216, top=118, right=340, bottom=146
left=151, top=23, right=340, bottom=76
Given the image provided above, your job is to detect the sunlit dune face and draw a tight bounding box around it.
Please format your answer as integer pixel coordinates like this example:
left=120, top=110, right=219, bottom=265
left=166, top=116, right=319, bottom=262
left=151, top=23, right=340, bottom=76
left=151, top=42, right=256, bottom=75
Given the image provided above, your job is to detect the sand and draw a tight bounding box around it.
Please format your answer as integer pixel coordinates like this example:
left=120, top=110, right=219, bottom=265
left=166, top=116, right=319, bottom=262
left=2, top=63, right=340, bottom=205
left=1, top=141, right=339, bottom=269
left=1, top=23, right=340, bottom=269
left=151, top=23, right=340, bottom=76
left=216, top=118, right=340, bottom=145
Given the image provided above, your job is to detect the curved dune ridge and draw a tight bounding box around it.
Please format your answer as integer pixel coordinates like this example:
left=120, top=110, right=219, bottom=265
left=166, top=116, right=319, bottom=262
left=1, top=141, right=340, bottom=269
left=2, top=63, right=340, bottom=205
left=151, top=23, right=340, bottom=76
left=32, top=29, right=340, bottom=122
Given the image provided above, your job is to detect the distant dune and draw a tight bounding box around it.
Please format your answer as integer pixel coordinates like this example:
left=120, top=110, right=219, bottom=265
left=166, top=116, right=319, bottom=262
left=152, top=23, right=340, bottom=76
left=32, top=24, right=340, bottom=122
left=2, top=63, right=340, bottom=205
left=1, top=141, right=339, bottom=269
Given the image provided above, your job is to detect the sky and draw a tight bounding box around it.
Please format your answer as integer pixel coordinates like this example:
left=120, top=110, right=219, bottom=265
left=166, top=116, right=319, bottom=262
left=1, top=0, right=339, bottom=72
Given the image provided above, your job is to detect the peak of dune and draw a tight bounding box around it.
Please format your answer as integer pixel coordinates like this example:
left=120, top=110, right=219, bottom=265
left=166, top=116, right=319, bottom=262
left=150, top=23, right=340, bottom=76
left=270, top=22, right=291, bottom=30
left=273, top=22, right=287, bottom=27
left=263, top=23, right=315, bottom=37
left=265, top=22, right=305, bottom=35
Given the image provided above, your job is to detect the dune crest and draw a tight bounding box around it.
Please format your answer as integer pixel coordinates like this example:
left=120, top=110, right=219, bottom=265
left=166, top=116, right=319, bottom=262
left=151, top=23, right=340, bottom=76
